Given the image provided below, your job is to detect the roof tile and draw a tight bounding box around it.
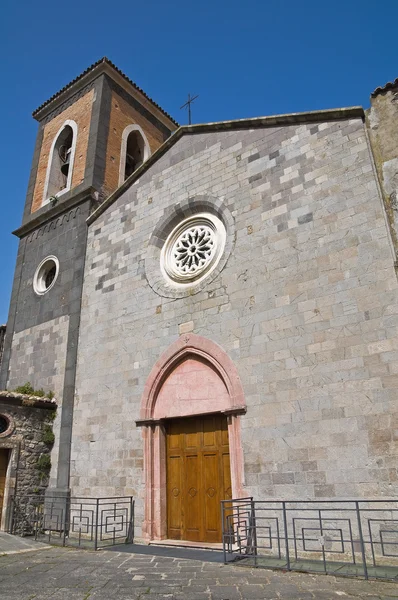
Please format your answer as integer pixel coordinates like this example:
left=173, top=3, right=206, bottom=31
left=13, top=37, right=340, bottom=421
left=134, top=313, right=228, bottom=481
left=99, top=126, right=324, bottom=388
left=32, top=57, right=179, bottom=126
left=371, top=78, right=398, bottom=97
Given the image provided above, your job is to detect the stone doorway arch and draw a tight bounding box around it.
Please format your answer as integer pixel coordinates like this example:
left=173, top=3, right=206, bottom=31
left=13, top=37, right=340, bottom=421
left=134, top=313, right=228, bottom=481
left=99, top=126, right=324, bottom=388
left=137, top=333, right=247, bottom=541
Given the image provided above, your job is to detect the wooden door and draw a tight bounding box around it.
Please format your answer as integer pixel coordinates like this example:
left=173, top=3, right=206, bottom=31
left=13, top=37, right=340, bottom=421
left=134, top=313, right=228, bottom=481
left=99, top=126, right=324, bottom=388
left=166, top=414, right=232, bottom=543
left=0, top=449, right=9, bottom=521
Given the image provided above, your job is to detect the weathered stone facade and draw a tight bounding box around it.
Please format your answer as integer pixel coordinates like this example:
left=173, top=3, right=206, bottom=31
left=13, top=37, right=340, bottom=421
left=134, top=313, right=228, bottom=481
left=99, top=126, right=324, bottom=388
left=67, top=112, right=398, bottom=540
left=6, top=316, right=68, bottom=490
left=2, top=59, right=398, bottom=542
left=0, top=392, right=56, bottom=530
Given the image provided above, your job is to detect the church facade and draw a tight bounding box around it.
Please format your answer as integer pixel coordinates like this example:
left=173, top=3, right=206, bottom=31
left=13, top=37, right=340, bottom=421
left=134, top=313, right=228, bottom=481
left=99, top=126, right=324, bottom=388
left=1, top=58, right=398, bottom=542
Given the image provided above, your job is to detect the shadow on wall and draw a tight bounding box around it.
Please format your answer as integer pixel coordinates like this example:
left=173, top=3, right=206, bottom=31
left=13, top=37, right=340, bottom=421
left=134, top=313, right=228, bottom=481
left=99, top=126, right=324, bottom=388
left=0, top=326, right=6, bottom=369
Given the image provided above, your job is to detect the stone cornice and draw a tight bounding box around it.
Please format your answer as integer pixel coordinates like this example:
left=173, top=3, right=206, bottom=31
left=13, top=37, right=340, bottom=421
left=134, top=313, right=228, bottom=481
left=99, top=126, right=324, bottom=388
left=13, top=186, right=95, bottom=239
left=135, top=406, right=246, bottom=427
left=0, top=391, right=57, bottom=410
left=135, top=406, right=247, bottom=427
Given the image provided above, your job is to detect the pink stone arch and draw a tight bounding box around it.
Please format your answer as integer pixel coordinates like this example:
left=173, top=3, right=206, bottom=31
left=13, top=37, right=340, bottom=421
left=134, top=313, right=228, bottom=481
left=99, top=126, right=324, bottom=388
left=138, top=333, right=247, bottom=541
left=141, top=333, right=246, bottom=419
left=154, top=356, right=231, bottom=419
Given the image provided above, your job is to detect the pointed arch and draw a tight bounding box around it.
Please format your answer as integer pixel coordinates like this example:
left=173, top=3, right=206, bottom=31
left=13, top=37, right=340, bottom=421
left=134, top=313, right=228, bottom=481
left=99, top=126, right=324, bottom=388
left=119, top=123, right=151, bottom=185
left=140, top=333, right=246, bottom=419
left=42, top=120, right=78, bottom=205
left=138, top=334, right=247, bottom=541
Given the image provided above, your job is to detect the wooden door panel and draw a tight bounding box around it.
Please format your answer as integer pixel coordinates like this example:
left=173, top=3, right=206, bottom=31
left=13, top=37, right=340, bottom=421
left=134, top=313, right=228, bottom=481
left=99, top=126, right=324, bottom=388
left=169, top=420, right=186, bottom=448
left=167, top=455, right=183, bottom=539
left=185, top=454, right=201, bottom=540
left=185, top=431, right=200, bottom=449
left=203, top=452, right=220, bottom=541
left=203, top=415, right=217, bottom=448
left=184, top=416, right=200, bottom=450
left=168, top=430, right=182, bottom=450
left=166, top=415, right=231, bottom=543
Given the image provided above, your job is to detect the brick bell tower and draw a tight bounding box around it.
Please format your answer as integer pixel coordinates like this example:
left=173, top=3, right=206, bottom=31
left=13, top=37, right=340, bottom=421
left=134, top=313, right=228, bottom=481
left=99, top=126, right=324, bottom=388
left=0, top=58, right=178, bottom=503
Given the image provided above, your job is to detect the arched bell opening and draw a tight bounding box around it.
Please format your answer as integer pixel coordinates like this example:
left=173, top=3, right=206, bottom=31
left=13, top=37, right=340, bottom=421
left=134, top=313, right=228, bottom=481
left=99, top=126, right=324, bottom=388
left=119, top=124, right=151, bottom=185
left=43, top=120, right=78, bottom=205
left=138, top=334, right=247, bottom=542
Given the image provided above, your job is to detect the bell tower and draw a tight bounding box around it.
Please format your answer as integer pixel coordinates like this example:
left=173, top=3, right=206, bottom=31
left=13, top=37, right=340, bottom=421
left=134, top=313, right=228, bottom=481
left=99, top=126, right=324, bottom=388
left=0, top=58, right=178, bottom=502
left=24, top=57, right=178, bottom=220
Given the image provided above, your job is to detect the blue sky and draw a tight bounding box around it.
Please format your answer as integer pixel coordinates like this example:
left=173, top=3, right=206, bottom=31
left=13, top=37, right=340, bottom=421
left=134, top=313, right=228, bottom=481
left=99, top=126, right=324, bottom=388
left=1, top=0, right=397, bottom=323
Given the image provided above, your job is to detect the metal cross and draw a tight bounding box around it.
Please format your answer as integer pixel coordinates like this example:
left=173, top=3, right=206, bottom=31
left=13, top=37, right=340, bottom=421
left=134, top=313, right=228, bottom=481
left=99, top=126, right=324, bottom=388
left=180, top=93, right=199, bottom=125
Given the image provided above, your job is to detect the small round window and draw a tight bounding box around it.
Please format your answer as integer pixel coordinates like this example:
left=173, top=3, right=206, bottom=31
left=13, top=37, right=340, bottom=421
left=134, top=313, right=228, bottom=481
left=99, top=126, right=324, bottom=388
left=33, top=256, right=59, bottom=295
left=0, top=415, right=10, bottom=435
left=0, top=415, right=14, bottom=438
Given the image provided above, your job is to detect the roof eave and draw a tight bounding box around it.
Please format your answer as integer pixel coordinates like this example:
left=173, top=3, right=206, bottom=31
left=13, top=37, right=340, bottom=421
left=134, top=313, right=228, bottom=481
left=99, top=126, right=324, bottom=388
left=32, top=57, right=178, bottom=130
left=32, top=58, right=105, bottom=121
left=101, top=61, right=178, bottom=130
left=371, top=78, right=398, bottom=98
left=0, top=390, right=57, bottom=410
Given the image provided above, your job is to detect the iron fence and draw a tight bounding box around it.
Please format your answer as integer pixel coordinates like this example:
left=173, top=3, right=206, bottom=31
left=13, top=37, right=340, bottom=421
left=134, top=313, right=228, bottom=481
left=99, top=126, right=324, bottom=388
left=8, top=495, right=134, bottom=550
left=221, top=498, right=398, bottom=581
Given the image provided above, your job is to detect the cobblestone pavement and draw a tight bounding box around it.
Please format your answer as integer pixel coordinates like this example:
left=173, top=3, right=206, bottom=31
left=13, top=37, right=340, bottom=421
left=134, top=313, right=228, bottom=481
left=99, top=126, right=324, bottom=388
left=0, top=531, right=51, bottom=554
left=0, top=546, right=397, bottom=600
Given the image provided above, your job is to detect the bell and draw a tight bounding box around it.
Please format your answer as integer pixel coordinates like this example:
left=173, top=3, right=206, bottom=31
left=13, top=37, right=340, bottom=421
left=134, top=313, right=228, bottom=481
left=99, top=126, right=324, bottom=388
left=61, top=148, right=71, bottom=176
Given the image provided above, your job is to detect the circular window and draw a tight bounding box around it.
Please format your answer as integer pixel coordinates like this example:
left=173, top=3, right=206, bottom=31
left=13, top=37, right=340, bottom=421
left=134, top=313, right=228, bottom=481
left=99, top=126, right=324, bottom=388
left=0, top=415, right=10, bottom=436
left=0, top=415, right=14, bottom=438
left=33, top=256, right=59, bottom=295
left=161, top=214, right=226, bottom=286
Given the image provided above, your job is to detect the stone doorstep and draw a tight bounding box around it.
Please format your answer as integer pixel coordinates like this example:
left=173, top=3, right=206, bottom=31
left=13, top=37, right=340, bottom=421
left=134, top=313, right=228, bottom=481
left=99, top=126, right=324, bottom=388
left=149, top=539, right=229, bottom=551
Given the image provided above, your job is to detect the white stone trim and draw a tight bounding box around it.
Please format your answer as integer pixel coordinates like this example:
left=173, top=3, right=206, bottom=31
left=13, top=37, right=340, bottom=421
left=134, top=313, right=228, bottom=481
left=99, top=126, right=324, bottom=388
left=33, top=256, right=60, bottom=296
left=42, top=119, right=78, bottom=206
left=118, top=123, right=151, bottom=186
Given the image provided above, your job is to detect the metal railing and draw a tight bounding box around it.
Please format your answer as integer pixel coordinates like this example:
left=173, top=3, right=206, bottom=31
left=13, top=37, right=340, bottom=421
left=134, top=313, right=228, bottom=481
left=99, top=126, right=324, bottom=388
left=8, top=495, right=134, bottom=550
left=221, top=498, right=398, bottom=581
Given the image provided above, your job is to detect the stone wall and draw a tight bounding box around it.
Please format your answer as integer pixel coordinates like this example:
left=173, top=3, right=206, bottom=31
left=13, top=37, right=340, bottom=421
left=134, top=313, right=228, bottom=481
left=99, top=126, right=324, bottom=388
left=7, top=317, right=68, bottom=394
left=6, top=317, right=68, bottom=490
left=71, top=116, right=398, bottom=535
left=0, top=393, right=56, bottom=530
left=0, top=200, right=91, bottom=491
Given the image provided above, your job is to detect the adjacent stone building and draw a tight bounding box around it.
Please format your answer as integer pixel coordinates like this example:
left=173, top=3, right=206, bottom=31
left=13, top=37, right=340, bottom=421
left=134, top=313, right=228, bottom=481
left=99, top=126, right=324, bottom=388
left=0, top=391, right=55, bottom=529
left=1, top=58, right=398, bottom=543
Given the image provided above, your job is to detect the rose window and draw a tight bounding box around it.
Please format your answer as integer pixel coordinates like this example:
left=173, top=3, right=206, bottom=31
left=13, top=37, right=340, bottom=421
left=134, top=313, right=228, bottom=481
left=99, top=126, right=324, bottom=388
left=161, top=214, right=226, bottom=285
left=174, top=225, right=215, bottom=275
